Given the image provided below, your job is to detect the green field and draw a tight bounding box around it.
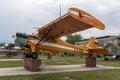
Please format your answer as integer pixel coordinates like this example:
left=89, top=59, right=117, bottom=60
left=0, top=54, right=23, bottom=59
left=0, top=69, right=120, bottom=80
left=0, top=54, right=120, bottom=80
left=0, top=54, right=120, bottom=68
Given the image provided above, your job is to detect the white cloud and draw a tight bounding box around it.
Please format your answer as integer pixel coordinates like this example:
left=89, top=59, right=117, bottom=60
left=0, top=0, right=120, bottom=42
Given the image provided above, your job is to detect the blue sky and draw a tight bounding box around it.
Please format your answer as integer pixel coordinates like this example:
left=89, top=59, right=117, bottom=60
left=0, top=0, right=120, bottom=43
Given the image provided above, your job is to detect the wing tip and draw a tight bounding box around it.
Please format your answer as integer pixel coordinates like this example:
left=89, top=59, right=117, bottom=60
left=95, top=23, right=105, bottom=30
left=69, top=7, right=105, bottom=30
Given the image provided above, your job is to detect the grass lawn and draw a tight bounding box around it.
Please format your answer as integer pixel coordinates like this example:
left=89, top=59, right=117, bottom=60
left=0, top=69, right=120, bottom=80
left=41, top=55, right=85, bottom=66
left=0, top=54, right=24, bottom=68
left=0, top=54, right=119, bottom=80
left=0, top=54, right=23, bottom=59
left=97, top=57, right=120, bottom=67
left=41, top=55, right=120, bottom=67
left=0, top=61, right=24, bottom=68
left=0, top=54, right=120, bottom=68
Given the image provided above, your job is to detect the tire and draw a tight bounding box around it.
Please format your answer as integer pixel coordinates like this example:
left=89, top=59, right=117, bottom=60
left=104, top=57, right=108, bottom=61
left=25, top=53, right=31, bottom=58
left=31, top=52, right=38, bottom=59
left=115, top=56, right=119, bottom=59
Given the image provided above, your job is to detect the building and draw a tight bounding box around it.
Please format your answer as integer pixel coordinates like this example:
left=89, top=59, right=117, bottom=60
left=75, top=35, right=120, bottom=59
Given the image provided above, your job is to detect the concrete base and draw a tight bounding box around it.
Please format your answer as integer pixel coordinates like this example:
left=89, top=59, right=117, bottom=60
left=86, top=57, right=96, bottom=67
left=6, top=52, right=18, bottom=57
left=13, top=53, right=18, bottom=56
left=6, top=54, right=12, bottom=57
left=47, top=54, right=52, bottom=59
left=24, top=58, right=41, bottom=72
left=22, top=55, right=25, bottom=59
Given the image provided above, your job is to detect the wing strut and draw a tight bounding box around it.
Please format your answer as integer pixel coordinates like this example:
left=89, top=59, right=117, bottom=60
left=38, top=31, right=64, bottom=45
left=36, top=27, right=53, bottom=46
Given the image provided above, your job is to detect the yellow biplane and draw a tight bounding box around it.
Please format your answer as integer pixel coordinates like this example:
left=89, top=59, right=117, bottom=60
left=15, top=8, right=108, bottom=59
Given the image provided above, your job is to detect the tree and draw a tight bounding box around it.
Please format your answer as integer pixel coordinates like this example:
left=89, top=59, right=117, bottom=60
left=65, top=34, right=82, bottom=44
left=0, top=42, right=5, bottom=47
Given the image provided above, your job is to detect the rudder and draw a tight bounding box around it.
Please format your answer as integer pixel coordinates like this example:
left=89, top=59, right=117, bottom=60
left=86, top=37, right=98, bottom=49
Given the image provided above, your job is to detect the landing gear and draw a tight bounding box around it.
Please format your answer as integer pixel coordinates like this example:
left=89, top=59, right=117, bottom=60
left=25, top=52, right=38, bottom=59
left=31, top=52, right=38, bottom=59
left=88, top=54, right=94, bottom=58
left=104, top=57, right=108, bottom=61
left=25, top=53, right=31, bottom=58
left=115, top=56, right=119, bottom=59
left=104, top=55, right=108, bottom=61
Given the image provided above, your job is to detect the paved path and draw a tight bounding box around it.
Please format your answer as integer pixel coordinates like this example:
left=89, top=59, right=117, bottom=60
left=0, top=64, right=120, bottom=76
left=0, top=59, right=22, bottom=61
left=0, top=58, right=47, bottom=61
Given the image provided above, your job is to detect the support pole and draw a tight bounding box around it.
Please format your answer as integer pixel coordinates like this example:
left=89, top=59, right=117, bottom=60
left=47, top=53, right=52, bottom=59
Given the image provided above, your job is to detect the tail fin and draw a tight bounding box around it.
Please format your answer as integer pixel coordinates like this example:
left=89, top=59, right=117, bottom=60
left=86, top=36, right=98, bottom=49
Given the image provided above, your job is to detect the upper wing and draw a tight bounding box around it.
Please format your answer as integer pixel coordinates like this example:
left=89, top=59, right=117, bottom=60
left=32, top=7, right=105, bottom=40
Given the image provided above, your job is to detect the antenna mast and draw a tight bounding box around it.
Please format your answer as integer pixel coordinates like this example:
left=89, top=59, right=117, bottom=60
left=60, top=4, right=61, bottom=18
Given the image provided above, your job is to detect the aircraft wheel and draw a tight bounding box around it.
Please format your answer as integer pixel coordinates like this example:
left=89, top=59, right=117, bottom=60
left=104, top=57, right=108, bottom=61
left=115, top=56, right=119, bottom=59
left=25, top=53, right=31, bottom=58
left=31, top=52, right=38, bottom=59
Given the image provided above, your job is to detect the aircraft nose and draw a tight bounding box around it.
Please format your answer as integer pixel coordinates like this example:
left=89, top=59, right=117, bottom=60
left=15, top=33, right=28, bottom=47
left=16, top=33, right=28, bottom=39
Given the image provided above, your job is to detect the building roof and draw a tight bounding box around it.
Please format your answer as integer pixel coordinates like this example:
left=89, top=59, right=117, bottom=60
left=79, top=35, right=120, bottom=42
